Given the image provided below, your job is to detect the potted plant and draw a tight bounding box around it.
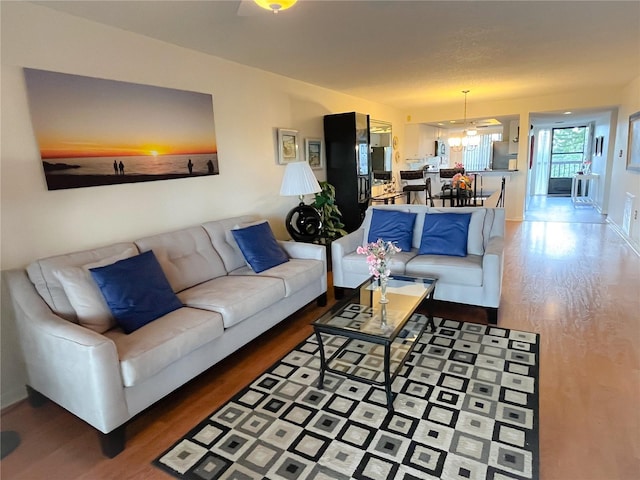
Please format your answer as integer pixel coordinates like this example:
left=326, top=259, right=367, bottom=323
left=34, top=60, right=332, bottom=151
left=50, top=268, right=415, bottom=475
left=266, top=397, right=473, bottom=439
left=312, top=181, right=347, bottom=246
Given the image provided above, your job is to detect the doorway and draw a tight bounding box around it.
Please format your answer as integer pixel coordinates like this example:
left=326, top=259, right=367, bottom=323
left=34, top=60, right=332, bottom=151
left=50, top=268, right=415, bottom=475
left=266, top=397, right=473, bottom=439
left=531, top=126, right=589, bottom=196
left=526, top=122, right=605, bottom=223
left=547, top=126, right=588, bottom=195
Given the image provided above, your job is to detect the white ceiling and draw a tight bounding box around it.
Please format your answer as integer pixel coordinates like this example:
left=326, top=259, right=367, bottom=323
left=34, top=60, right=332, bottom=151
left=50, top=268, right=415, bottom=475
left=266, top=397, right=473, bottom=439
left=34, top=0, right=639, bottom=115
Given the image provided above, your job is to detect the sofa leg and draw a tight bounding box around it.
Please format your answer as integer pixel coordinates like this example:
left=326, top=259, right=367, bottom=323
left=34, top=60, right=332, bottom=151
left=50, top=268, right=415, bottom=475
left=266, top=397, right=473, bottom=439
left=334, top=287, right=345, bottom=300
left=26, top=385, right=47, bottom=408
left=316, top=293, right=327, bottom=307
left=99, top=425, right=126, bottom=458
left=486, top=307, right=498, bottom=325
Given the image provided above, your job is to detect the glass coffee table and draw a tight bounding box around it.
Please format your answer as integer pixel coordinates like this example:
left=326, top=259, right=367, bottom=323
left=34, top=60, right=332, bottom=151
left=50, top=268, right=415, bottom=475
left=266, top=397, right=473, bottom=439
left=312, top=275, right=437, bottom=410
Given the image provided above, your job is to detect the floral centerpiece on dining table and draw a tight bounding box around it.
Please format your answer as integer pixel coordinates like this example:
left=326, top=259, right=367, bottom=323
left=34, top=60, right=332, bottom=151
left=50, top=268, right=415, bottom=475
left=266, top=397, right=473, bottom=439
left=356, top=239, right=401, bottom=303
left=452, top=172, right=473, bottom=190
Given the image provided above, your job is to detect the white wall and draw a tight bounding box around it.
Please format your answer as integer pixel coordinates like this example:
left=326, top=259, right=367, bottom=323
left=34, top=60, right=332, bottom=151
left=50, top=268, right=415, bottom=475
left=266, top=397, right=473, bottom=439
left=0, top=2, right=404, bottom=407
left=404, top=124, right=438, bottom=161
left=591, top=112, right=616, bottom=213
left=608, top=77, right=640, bottom=250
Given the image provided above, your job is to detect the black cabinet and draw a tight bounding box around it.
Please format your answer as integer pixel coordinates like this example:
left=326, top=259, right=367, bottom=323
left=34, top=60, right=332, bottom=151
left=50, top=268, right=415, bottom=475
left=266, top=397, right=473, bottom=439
left=324, top=112, right=371, bottom=233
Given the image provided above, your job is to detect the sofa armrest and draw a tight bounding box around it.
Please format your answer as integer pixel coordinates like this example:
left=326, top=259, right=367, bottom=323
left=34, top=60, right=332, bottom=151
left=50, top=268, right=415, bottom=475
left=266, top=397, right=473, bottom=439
left=4, top=269, right=129, bottom=433
left=331, top=229, right=365, bottom=287
left=482, top=236, right=505, bottom=308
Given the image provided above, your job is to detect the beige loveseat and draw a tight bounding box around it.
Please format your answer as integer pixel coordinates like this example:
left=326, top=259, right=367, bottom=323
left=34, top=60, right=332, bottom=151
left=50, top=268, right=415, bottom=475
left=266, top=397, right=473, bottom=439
left=5, top=215, right=326, bottom=457
left=332, top=205, right=505, bottom=322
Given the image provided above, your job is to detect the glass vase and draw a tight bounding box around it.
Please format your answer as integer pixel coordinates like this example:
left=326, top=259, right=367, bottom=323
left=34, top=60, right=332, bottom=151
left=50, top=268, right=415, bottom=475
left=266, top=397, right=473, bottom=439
left=379, top=275, right=389, bottom=304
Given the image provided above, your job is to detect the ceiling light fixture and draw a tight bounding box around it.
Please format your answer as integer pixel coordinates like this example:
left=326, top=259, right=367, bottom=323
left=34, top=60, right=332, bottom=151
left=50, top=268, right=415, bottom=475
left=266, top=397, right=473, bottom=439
left=254, top=0, right=297, bottom=14
left=448, top=90, right=480, bottom=152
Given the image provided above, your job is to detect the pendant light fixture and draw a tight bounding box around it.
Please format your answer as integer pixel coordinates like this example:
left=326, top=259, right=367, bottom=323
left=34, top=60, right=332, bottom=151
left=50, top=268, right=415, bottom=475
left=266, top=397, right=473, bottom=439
left=254, top=0, right=297, bottom=13
left=448, top=90, right=480, bottom=151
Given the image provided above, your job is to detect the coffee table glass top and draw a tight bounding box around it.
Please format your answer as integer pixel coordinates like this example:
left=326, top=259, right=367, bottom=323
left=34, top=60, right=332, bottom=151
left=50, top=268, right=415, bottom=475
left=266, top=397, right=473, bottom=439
left=314, top=275, right=436, bottom=340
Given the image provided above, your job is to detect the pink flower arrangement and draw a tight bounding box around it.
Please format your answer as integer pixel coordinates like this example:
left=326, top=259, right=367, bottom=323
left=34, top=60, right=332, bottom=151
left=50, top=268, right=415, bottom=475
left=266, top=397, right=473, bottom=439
left=452, top=172, right=473, bottom=190
left=356, top=239, right=401, bottom=279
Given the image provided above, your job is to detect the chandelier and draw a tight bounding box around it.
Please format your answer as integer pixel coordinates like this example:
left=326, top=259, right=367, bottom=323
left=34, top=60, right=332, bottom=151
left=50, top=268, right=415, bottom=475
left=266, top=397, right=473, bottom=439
left=254, top=0, right=297, bottom=13
left=448, top=90, right=480, bottom=152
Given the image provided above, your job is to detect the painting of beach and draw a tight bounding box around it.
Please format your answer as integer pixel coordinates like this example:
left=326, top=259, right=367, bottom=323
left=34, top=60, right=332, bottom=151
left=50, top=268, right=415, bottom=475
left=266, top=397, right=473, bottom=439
left=24, top=68, right=219, bottom=190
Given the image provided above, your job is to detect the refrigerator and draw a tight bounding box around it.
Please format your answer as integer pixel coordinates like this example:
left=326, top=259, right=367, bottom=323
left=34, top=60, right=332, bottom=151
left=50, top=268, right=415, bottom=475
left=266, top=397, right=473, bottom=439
left=491, top=141, right=516, bottom=170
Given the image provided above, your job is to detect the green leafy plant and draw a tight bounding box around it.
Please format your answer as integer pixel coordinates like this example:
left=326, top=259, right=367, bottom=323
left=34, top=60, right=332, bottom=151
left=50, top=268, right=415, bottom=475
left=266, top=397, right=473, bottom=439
left=312, top=181, right=347, bottom=243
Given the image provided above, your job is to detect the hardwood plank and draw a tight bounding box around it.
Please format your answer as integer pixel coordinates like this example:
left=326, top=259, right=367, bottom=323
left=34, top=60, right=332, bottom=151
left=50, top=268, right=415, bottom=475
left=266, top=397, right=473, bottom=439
left=2, top=218, right=639, bottom=479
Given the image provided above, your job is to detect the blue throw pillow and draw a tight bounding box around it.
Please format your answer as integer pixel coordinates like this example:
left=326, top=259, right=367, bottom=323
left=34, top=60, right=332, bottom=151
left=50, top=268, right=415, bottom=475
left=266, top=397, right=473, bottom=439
left=232, top=221, right=289, bottom=273
left=367, top=209, right=417, bottom=252
left=418, top=213, right=472, bottom=257
left=89, top=250, right=182, bottom=334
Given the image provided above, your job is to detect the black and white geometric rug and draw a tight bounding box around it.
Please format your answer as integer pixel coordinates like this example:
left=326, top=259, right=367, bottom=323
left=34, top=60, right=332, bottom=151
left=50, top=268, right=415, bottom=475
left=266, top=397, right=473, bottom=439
left=154, top=313, right=539, bottom=480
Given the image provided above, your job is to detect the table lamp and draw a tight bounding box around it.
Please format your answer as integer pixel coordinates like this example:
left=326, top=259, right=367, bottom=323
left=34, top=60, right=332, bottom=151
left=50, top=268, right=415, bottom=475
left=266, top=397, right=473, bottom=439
left=280, top=161, right=322, bottom=242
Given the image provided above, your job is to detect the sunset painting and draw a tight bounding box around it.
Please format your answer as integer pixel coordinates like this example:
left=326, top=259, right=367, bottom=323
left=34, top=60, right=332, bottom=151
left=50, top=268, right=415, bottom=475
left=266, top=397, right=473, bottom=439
left=24, top=68, right=219, bottom=190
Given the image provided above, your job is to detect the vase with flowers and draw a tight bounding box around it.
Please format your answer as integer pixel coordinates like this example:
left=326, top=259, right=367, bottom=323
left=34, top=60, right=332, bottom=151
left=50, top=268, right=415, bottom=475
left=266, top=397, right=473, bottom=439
left=452, top=172, right=473, bottom=191
left=356, top=239, right=401, bottom=303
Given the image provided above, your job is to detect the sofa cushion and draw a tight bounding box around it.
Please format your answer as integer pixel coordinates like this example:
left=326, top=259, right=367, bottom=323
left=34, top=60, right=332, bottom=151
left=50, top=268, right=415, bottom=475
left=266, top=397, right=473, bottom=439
left=340, top=249, right=417, bottom=276
left=367, top=209, right=417, bottom=252
left=26, top=243, right=139, bottom=322
left=201, top=215, right=259, bottom=272
left=52, top=247, right=138, bottom=333
left=420, top=207, right=486, bottom=255
left=90, top=251, right=183, bottom=334
left=231, top=221, right=289, bottom=273
left=177, top=275, right=286, bottom=328
left=419, top=212, right=472, bottom=257
left=104, top=307, right=224, bottom=387
left=406, top=254, right=483, bottom=286
left=228, top=258, right=324, bottom=297
left=228, top=219, right=270, bottom=266
left=135, top=226, right=227, bottom=292
left=361, top=206, right=411, bottom=249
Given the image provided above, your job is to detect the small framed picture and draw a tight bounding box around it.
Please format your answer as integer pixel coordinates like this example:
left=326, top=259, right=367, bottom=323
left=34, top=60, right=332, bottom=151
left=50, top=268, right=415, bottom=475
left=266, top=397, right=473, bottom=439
left=277, top=128, right=299, bottom=164
left=305, top=138, right=323, bottom=169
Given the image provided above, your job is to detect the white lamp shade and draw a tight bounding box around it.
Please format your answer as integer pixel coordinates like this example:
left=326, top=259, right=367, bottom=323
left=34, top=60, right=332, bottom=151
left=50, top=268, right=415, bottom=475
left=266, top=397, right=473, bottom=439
left=280, top=161, right=321, bottom=197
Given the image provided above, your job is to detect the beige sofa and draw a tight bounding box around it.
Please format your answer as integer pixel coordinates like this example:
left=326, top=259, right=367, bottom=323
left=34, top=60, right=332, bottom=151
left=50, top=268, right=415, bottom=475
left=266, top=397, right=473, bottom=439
left=5, top=215, right=326, bottom=457
left=332, top=205, right=505, bottom=322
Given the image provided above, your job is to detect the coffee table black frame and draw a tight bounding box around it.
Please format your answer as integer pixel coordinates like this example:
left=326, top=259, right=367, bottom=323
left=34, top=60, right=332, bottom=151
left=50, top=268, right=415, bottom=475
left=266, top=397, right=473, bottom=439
left=313, top=275, right=437, bottom=410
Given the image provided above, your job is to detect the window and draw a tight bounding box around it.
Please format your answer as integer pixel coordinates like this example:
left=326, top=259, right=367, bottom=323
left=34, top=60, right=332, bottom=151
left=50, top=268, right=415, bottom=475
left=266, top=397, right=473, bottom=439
left=550, top=127, right=587, bottom=178
left=462, top=133, right=502, bottom=171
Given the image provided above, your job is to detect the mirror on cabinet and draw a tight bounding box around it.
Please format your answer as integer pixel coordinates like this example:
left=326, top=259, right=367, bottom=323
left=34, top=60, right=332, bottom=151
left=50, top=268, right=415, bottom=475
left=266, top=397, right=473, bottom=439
left=370, top=119, right=393, bottom=186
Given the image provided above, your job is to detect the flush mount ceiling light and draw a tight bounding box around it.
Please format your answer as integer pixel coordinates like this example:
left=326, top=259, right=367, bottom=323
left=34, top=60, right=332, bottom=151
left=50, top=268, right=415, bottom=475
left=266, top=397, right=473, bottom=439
left=448, top=90, right=480, bottom=152
left=254, top=0, right=297, bottom=13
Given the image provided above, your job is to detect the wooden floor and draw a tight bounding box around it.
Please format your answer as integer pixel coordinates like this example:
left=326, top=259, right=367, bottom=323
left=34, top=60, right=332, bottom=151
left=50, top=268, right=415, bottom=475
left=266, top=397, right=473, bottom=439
left=2, top=216, right=639, bottom=479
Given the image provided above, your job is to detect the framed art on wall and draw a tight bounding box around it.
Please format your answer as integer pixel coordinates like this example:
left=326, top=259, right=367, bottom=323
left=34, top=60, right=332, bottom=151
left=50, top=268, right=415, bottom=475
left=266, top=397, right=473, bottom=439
left=627, top=111, right=640, bottom=171
left=305, top=138, right=323, bottom=169
left=277, top=128, right=299, bottom=164
left=23, top=68, right=219, bottom=190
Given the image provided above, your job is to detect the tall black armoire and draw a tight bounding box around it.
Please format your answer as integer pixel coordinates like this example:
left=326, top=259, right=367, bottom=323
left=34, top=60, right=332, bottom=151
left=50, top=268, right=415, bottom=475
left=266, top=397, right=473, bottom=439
left=324, top=112, right=371, bottom=233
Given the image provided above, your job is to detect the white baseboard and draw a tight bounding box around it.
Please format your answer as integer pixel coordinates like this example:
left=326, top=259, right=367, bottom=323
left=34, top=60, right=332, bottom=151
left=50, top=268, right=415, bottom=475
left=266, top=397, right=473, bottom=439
left=607, top=218, right=640, bottom=257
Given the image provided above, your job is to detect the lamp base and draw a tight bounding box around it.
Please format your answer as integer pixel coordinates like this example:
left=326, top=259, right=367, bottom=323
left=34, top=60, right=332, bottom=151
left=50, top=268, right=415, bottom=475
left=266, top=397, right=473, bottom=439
left=285, top=203, right=322, bottom=242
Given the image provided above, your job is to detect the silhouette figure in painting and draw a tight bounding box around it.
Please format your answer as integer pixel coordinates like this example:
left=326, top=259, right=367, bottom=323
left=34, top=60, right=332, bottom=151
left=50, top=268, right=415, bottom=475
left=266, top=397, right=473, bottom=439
left=113, top=160, right=118, bottom=175
left=118, top=161, right=125, bottom=175
left=207, top=159, right=214, bottom=174
left=188, top=159, right=193, bottom=174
